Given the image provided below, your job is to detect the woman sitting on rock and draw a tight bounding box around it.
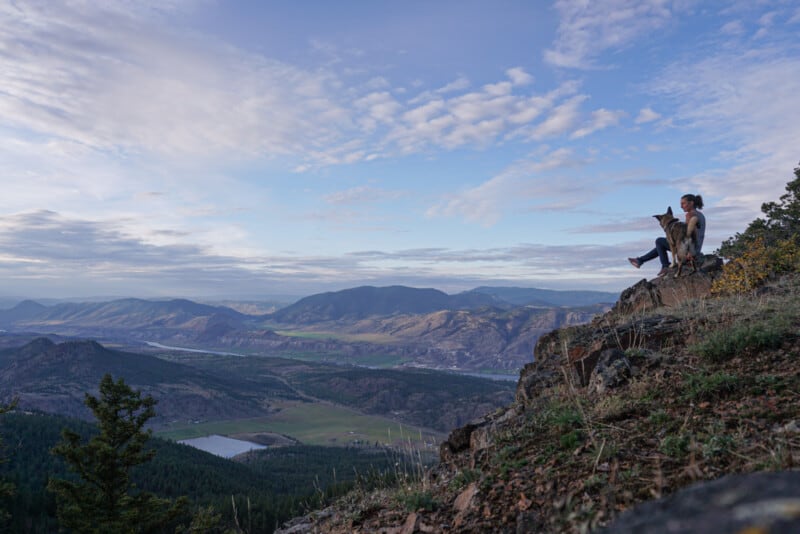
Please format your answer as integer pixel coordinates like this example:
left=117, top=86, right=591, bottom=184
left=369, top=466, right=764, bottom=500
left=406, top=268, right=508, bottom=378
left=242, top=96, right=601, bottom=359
left=628, top=193, right=706, bottom=277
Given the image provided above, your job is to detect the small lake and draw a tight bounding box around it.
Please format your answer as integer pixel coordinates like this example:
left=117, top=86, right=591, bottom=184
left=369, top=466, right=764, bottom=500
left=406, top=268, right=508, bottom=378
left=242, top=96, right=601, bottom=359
left=178, top=434, right=267, bottom=458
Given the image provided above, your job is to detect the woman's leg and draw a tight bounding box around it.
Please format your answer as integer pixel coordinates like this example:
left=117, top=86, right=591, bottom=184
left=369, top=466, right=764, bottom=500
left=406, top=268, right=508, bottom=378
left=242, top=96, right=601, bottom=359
left=635, top=238, right=670, bottom=266
left=655, top=237, right=670, bottom=267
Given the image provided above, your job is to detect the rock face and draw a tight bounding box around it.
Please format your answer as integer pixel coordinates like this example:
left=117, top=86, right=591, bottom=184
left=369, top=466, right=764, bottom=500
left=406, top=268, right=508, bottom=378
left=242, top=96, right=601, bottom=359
left=602, top=471, right=800, bottom=534
left=465, top=264, right=725, bottom=475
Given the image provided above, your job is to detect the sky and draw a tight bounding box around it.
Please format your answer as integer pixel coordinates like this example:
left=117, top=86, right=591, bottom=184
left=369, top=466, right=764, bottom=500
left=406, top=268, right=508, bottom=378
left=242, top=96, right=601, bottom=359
left=1, top=0, right=799, bottom=301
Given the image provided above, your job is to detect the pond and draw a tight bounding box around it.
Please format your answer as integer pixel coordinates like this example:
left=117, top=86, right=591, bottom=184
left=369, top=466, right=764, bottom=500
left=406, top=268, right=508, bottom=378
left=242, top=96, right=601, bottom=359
left=178, top=434, right=267, bottom=458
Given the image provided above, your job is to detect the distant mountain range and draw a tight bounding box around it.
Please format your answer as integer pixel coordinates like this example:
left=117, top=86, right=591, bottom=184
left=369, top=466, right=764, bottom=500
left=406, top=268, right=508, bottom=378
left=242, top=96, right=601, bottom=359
left=0, top=285, right=618, bottom=372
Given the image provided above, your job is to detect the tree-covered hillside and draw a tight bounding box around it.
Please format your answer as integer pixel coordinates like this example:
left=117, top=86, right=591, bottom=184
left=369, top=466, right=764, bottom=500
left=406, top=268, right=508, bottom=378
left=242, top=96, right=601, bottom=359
left=0, top=411, right=407, bottom=533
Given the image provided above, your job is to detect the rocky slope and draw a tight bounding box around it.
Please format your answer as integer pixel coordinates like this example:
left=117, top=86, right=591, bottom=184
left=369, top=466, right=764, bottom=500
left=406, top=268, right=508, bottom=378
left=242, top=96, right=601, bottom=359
left=277, top=265, right=800, bottom=533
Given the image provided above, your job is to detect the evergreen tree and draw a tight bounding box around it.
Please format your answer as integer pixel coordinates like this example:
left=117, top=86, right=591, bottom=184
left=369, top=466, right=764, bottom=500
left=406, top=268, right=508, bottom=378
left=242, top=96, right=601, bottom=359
left=48, top=374, right=187, bottom=533
left=0, top=399, right=17, bottom=528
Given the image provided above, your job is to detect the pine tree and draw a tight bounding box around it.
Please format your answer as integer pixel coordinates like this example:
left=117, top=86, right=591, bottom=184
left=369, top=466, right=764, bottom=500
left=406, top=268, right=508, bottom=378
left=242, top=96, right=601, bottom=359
left=48, top=374, right=187, bottom=533
left=0, top=399, right=17, bottom=528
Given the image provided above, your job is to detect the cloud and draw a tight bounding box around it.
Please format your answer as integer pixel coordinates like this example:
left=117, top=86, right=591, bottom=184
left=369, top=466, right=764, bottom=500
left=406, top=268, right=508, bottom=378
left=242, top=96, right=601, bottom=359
left=649, top=46, right=800, bottom=220
left=570, top=108, right=625, bottom=139
left=544, top=0, right=681, bottom=69
left=324, top=185, right=405, bottom=205
left=0, top=2, right=352, bottom=163
left=635, top=107, right=662, bottom=124
left=0, top=210, right=638, bottom=297
left=720, top=20, right=745, bottom=35
left=506, top=67, right=534, bottom=86
left=530, top=95, right=587, bottom=140
left=0, top=3, right=603, bottom=175
left=436, top=77, right=471, bottom=94
left=426, top=147, right=591, bottom=225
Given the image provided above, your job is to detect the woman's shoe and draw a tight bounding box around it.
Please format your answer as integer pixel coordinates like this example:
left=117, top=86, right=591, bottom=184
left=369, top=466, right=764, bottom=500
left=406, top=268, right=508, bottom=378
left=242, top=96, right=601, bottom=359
left=628, top=258, right=641, bottom=268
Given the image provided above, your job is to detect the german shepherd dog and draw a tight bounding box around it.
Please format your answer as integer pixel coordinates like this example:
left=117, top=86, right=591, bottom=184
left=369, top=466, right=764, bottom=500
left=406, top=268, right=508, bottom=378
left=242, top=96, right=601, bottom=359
left=654, top=207, right=697, bottom=277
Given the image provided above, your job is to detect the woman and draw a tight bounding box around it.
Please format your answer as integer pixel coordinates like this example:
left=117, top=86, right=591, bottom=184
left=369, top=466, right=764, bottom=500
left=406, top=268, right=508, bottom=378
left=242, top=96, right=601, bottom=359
left=628, top=194, right=705, bottom=277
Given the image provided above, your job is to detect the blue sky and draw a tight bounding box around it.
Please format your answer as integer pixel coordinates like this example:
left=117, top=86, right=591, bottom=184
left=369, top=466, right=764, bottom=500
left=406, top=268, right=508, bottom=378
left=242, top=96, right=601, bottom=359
left=1, top=1, right=799, bottom=300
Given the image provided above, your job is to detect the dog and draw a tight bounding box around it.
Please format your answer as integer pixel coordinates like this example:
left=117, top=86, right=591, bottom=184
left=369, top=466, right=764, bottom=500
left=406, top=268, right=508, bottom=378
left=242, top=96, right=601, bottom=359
left=654, top=206, right=698, bottom=277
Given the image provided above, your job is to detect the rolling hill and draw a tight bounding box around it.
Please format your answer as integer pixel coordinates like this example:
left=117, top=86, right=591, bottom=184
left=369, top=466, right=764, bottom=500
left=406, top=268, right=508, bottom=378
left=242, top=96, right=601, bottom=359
left=467, top=285, right=618, bottom=307
left=267, top=285, right=502, bottom=323
left=0, top=337, right=297, bottom=425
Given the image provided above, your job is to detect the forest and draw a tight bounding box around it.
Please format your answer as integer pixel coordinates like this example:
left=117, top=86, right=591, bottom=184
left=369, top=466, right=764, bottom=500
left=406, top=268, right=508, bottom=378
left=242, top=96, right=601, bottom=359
left=0, top=388, right=412, bottom=533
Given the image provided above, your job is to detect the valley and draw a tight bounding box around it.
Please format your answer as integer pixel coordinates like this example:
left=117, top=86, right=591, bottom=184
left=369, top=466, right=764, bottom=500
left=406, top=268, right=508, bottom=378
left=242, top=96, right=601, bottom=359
left=0, top=285, right=613, bottom=531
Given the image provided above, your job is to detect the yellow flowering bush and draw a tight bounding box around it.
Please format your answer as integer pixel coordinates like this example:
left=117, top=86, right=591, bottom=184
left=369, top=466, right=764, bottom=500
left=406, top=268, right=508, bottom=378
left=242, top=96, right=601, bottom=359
left=712, top=237, right=800, bottom=295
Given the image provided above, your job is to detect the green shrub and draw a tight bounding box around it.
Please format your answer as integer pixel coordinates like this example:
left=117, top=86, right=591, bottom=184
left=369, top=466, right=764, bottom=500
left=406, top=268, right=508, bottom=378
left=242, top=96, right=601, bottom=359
left=559, top=430, right=582, bottom=451
left=544, top=403, right=583, bottom=432
left=682, top=372, right=741, bottom=401
left=399, top=490, right=438, bottom=512
left=692, top=318, right=789, bottom=362
left=449, top=469, right=481, bottom=491
left=701, top=434, right=735, bottom=459
left=659, top=434, right=690, bottom=459
left=647, top=409, right=672, bottom=426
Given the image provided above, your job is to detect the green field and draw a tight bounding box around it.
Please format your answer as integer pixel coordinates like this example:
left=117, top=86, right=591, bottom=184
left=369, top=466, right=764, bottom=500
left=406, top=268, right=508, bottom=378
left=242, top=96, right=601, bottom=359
left=155, top=400, right=443, bottom=450
left=274, top=329, right=397, bottom=344
left=275, top=350, right=410, bottom=368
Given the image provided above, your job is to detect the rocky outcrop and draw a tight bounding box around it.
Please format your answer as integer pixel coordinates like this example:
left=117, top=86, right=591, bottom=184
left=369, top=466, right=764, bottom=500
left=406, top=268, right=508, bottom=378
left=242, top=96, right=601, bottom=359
left=613, top=254, right=722, bottom=316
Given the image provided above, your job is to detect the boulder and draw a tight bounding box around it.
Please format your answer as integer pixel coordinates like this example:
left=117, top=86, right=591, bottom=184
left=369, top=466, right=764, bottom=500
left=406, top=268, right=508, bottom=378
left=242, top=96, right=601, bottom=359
left=440, top=422, right=479, bottom=462
left=589, top=349, right=632, bottom=394
left=602, top=471, right=800, bottom=533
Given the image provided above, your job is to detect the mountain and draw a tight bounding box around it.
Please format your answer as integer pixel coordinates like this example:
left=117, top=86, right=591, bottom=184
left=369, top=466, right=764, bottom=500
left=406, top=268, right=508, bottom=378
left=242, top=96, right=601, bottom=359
left=1, top=297, right=246, bottom=327
left=0, top=298, right=251, bottom=347
left=268, top=285, right=501, bottom=323
left=467, top=285, right=619, bottom=307
left=0, top=338, right=298, bottom=424
left=0, top=299, right=47, bottom=322
left=341, top=305, right=607, bottom=370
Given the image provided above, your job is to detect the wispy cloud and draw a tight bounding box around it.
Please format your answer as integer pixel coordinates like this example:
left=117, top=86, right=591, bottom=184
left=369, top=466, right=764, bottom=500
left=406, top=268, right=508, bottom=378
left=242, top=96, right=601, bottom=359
left=571, top=108, right=626, bottom=139
left=530, top=95, right=587, bottom=140
left=0, top=3, right=613, bottom=176
left=649, top=47, right=800, bottom=218
left=0, top=2, right=351, bottom=163
left=426, top=147, right=591, bottom=225
left=544, top=0, right=683, bottom=69
left=635, top=107, right=661, bottom=124
left=324, top=185, right=406, bottom=205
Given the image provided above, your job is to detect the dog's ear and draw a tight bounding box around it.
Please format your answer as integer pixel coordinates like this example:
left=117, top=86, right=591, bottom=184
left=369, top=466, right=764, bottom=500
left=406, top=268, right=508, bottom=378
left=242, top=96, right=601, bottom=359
left=667, top=206, right=673, bottom=216
left=653, top=214, right=660, bottom=220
